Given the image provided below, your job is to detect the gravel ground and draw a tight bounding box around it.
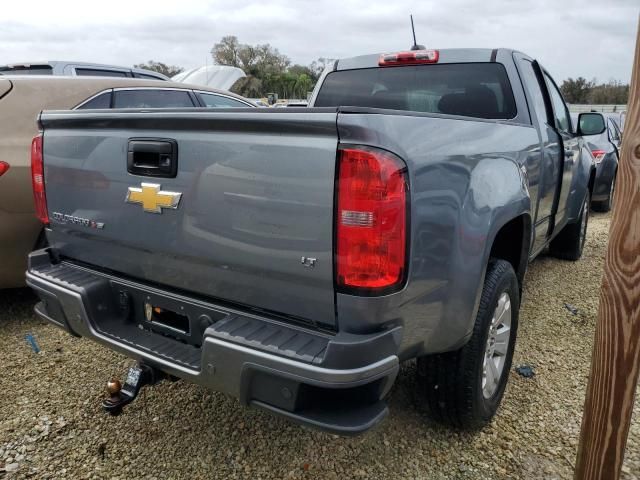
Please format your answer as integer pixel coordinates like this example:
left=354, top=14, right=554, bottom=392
left=1, top=211, right=638, bottom=479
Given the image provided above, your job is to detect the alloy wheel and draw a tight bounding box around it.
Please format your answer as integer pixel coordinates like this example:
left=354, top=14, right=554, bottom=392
left=482, top=292, right=512, bottom=399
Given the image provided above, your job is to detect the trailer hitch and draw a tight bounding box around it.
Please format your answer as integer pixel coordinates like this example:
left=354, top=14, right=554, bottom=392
left=102, top=363, right=164, bottom=415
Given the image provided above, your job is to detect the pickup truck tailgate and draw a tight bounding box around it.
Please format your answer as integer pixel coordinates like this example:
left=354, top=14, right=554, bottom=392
left=40, top=110, right=339, bottom=327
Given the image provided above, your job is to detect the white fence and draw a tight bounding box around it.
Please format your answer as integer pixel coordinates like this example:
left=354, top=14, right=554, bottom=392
left=568, top=104, right=627, bottom=113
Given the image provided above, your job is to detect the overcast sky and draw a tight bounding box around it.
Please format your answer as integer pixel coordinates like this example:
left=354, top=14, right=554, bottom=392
left=0, top=0, right=637, bottom=82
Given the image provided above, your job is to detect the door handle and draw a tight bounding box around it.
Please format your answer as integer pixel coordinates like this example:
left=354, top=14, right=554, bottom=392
left=127, top=138, right=178, bottom=178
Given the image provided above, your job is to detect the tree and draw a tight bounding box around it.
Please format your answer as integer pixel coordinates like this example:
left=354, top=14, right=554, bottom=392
left=134, top=61, right=184, bottom=77
left=561, top=77, right=629, bottom=104
left=254, top=44, right=290, bottom=76
left=237, top=45, right=260, bottom=74
left=293, top=73, right=313, bottom=99
left=210, top=36, right=317, bottom=98
left=289, top=64, right=314, bottom=78
left=212, top=37, right=290, bottom=78
left=560, top=77, right=594, bottom=104
left=211, top=36, right=242, bottom=68
left=309, top=57, right=335, bottom=82
left=587, top=80, right=629, bottom=105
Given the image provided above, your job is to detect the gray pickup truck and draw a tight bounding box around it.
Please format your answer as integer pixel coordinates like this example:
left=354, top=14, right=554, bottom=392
left=27, top=48, right=606, bottom=435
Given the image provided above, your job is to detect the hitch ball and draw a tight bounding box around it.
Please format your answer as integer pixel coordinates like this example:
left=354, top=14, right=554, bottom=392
left=106, top=378, right=122, bottom=395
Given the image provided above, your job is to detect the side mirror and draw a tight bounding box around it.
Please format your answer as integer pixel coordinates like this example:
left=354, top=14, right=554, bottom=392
left=578, top=112, right=606, bottom=136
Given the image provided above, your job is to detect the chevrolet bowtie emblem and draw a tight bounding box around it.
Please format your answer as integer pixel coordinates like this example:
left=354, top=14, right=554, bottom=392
left=125, top=183, right=182, bottom=214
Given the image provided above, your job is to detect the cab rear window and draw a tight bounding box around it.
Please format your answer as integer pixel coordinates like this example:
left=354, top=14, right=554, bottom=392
left=315, top=63, right=517, bottom=119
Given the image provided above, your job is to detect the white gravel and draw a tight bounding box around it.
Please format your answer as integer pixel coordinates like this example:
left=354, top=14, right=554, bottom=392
left=0, top=211, right=638, bottom=479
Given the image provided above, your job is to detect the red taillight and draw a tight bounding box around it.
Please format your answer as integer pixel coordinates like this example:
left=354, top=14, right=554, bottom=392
left=591, top=149, right=606, bottom=163
left=31, top=133, right=49, bottom=224
left=336, top=146, right=408, bottom=291
left=0, top=161, right=9, bottom=177
left=379, top=49, right=439, bottom=67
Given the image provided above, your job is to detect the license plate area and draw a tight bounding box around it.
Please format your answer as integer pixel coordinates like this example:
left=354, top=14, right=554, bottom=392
left=108, top=281, right=229, bottom=347
left=147, top=303, right=190, bottom=335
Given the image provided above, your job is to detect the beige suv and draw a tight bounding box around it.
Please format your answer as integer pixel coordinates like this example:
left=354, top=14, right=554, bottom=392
left=0, top=76, right=254, bottom=288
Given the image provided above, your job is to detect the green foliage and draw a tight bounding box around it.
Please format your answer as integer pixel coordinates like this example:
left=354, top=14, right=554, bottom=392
left=586, top=81, right=629, bottom=105
left=212, top=36, right=332, bottom=99
left=211, top=36, right=242, bottom=67
left=560, top=77, right=593, bottom=104
left=134, top=61, right=184, bottom=77
left=561, top=77, right=629, bottom=104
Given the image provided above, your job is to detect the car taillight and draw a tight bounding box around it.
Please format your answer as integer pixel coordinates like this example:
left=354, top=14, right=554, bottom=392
left=591, top=149, right=606, bottom=163
left=0, top=161, right=9, bottom=177
left=378, top=49, right=439, bottom=67
left=31, top=133, right=49, bottom=224
left=336, top=146, right=408, bottom=291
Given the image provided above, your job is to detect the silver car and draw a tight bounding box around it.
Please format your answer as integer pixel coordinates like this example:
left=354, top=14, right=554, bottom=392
left=0, top=61, right=169, bottom=81
left=574, top=112, right=621, bottom=212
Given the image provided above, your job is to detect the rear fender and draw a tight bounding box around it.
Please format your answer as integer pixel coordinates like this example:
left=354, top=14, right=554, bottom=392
left=425, top=157, right=531, bottom=352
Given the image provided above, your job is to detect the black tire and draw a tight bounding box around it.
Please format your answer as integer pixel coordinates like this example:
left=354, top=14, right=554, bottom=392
left=416, top=259, right=519, bottom=429
left=549, top=192, right=590, bottom=261
left=592, top=174, right=616, bottom=213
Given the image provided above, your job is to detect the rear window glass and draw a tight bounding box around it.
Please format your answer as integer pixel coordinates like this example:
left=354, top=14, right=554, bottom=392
left=199, top=93, right=249, bottom=108
left=315, top=63, right=517, bottom=119
left=113, top=89, right=195, bottom=108
left=75, top=68, right=130, bottom=77
left=77, top=91, right=112, bottom=109
left=134, top=73, right=165, bottom=80
left=0, top=65, right=53, bottom=75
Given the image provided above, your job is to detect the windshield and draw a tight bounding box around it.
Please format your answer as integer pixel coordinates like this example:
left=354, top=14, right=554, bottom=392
left=315, top=63, right=517, bottom=120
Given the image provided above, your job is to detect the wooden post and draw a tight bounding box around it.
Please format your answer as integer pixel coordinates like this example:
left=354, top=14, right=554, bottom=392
left=574, top=16, right=640, bottom=480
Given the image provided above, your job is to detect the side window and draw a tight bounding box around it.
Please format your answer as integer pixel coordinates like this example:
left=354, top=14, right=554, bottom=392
left=113, top=89, right=195, bottom=108
left=608, top=119, right=621, bottom=142
left=199, top=93, right=249, bottom=108
left=0, top=65, right=53, bottom=75
left=517, top=59, right=549, bottom=127
left=134, top=73, right=165, bottom=81
left=77, top=91, right=112, bottom=109
left=543, top=73, right=571, bottom=133
left=75, top=68, right=130, bottom=78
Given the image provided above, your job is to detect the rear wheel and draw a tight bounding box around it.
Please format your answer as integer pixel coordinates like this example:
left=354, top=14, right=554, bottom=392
left=416, top=259, right=519, bottom=429
left=593, top=173, right=616, bottom=213
left=549, top=192, right=590, bottom=261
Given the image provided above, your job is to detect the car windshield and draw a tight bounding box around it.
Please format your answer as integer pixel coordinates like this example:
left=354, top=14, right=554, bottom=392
left=315, top=63, right=517, bottom=119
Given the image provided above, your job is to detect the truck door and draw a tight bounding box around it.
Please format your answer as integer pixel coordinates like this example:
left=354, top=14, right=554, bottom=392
left=514, top=57, right=563, bottom=255
left=541, top=70, right=580, bottom=231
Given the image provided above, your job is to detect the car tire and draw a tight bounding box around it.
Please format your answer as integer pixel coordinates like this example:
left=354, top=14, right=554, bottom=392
left=416, top=259, right=519, bottom=429
left=592, top=173, right=616, bottom=213
left=549, top=192, right=590, bottom=261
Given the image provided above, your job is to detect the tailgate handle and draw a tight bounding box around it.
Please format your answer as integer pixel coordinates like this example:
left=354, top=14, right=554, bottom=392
left=127, top=139, right=178, bottom=178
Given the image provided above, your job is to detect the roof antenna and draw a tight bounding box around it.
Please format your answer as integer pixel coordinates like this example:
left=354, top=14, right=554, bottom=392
left=410, top=15, right=426, bottom=50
